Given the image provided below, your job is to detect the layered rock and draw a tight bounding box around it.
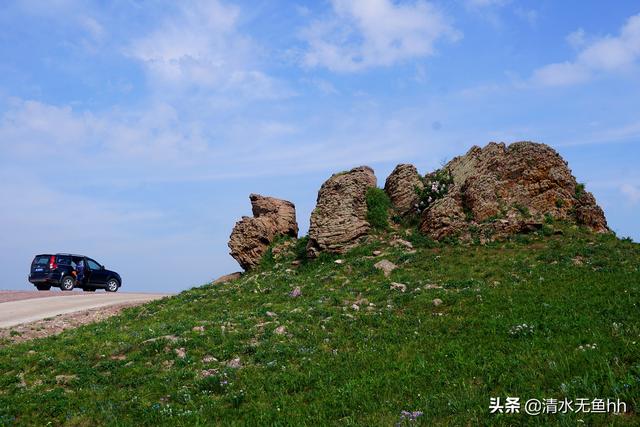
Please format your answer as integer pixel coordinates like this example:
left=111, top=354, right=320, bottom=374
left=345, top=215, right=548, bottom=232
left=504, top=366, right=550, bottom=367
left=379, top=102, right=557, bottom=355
left=307, top=166, right=377, bottom=257
left=228, top=194, right=298, bottom=270
left=384, top=164, right=423, bottom=216
left=249, top=194, right=298, bottom=236
left=419, top=141, right=608, bottom=240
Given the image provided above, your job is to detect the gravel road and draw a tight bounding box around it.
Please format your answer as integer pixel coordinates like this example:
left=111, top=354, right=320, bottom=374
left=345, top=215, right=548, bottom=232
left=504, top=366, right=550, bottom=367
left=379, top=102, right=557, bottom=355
left=0, top=292, right=170, bottom=328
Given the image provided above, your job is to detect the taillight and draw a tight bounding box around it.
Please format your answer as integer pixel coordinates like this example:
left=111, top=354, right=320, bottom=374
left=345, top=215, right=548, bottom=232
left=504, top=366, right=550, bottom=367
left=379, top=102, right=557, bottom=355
left=49, top=255, right=57, bottom=270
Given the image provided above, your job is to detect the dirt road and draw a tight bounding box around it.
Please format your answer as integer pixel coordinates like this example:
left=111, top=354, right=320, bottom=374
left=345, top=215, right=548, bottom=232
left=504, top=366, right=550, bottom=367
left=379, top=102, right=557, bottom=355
left=0, top=292, right=170, bottom=328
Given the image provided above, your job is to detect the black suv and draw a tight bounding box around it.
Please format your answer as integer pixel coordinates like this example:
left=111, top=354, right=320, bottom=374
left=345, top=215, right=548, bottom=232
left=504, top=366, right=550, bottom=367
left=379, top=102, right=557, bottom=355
left=29, top=254, right=122, bottom=292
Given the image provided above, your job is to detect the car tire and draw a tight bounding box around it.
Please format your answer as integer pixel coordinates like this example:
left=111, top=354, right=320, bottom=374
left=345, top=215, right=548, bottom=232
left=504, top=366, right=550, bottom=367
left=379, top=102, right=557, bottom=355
left=35, top=285, right=51, bottom=291
left=106, top=279, right=119, bottom=292
left=60, top=276, right=75, bottom=291
left=83, top=288, right=96, bottom=292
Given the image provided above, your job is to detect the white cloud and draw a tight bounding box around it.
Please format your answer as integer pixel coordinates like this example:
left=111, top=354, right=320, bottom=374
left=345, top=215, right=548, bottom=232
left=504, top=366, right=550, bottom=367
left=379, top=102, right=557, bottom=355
left=301, top=0, right=460, bottom=72
left=566, top=28, right=586, bottom=49
left=533, top=13, right=640, bottom=86
left=514, top=8, right=538, bottom=27
left=465, top=0, right=509, bottom=8
left=126, top=0, right=288, bottom=99
left=0, top=97, right=435, bottom=184
left=620, top=184, right=640, bottom=204
left=532, top=61, right=591, bottom=86
left=78, top=16, right=105, bottom=41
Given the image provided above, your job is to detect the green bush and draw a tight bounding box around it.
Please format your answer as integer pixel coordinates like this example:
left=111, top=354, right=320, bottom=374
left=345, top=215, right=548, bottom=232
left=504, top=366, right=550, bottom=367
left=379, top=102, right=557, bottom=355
left=294, top=236, right=310, bottom=260
left=366, top=187, right=392, bottom=230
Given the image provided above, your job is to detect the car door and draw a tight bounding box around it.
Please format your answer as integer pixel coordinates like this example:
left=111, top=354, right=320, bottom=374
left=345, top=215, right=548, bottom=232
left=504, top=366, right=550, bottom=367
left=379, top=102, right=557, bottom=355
left=86, top=258, right=108, bottom=285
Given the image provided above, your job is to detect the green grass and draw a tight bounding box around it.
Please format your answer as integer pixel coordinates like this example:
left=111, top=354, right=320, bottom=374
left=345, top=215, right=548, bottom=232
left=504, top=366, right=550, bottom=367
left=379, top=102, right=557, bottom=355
left=1, top=225, right=639, bottom=426
left=366, top=187, right=391, bottom=230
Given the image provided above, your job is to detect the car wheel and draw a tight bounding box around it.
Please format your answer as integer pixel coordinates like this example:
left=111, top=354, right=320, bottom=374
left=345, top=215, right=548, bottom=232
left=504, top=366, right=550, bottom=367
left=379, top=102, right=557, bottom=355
left=60, top=276, right=75, bottom=291
left=83, top=288, right=96, bottom=292
left=106, top=279, right=119, bottom=292
left=35, top=285, right=51, bottom=291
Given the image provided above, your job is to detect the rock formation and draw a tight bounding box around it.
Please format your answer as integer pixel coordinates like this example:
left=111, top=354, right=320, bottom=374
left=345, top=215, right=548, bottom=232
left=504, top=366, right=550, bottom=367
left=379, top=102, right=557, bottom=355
left=228, top=194, right=298, bottom=270
left=419, top=142, right=608, bottom=240
left=307, top=166, right=377, bottom=257
left=384, top=164, right=423, bottom=216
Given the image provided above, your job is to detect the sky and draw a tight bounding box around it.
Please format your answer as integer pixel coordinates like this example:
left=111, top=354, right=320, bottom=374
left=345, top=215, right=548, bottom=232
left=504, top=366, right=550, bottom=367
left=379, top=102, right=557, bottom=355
left=0, top=0, right=639, bottom=293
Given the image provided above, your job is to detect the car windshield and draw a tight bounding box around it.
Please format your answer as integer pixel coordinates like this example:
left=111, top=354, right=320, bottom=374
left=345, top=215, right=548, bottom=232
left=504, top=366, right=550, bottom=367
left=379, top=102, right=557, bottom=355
left=33, top=255, right=49, bottom=266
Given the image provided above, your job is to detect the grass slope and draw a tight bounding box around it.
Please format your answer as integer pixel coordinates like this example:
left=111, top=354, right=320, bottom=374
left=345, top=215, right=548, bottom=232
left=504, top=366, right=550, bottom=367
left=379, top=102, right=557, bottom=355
left=1, top=225, right=639, bottom=426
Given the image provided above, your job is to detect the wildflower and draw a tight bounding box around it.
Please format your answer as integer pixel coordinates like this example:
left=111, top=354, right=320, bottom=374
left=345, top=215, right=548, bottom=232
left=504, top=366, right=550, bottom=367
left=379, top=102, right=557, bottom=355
left=398, top=410, right=424, bottom=424
left=509, top=323, right=534, bottom=337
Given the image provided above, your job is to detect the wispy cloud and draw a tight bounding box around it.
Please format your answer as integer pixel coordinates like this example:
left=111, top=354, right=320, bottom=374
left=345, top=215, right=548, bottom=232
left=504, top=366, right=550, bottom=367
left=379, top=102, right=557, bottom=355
left=300, top=0, right=460, bottom=72
left=126, top=0, right=290, bottom=99
left=532, top=13, right=640, bottom=86
left=620, top=183, right=640, bottom=204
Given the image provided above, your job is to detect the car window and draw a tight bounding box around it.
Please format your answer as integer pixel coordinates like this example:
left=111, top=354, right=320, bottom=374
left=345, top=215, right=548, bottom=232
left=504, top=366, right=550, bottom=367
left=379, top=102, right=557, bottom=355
left=86, top=259, right=101, bottom=270
left=33, top=256, right=49, bottom=266
left=56, top=255, right=72, bottom=265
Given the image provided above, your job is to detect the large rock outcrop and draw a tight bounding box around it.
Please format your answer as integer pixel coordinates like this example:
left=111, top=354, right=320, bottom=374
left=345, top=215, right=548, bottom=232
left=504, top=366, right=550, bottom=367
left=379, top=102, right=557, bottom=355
left=307, top=166, right=377, bottom=257
left=419, top=142, right=608, bottom=240
left=228, top=194, right=298, bottom=270
left=384, top=164, right=423, bottom=216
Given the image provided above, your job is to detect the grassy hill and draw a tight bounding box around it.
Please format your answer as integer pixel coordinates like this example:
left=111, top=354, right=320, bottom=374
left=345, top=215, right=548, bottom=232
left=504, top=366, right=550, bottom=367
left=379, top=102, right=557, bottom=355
left=1, top=224, right=639, bottom=426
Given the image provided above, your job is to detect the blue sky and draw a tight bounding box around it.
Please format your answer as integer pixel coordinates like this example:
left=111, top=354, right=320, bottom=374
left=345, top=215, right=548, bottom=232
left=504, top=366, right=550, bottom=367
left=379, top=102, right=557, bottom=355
left=1, top=0, right=639, bottom=292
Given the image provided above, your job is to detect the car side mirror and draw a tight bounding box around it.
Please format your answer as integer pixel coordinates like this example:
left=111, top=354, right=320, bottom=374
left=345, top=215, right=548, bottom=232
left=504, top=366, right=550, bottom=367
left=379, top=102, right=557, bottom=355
left=101, top=265, right=105, bottom=270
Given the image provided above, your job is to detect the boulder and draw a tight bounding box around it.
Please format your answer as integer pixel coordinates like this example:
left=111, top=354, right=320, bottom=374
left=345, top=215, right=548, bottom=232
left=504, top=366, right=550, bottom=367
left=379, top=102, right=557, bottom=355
left=228, top=194, right=298, bottom=270
left=213, top=272, right=242, bottom=284
left=419, top=142, right=608, bottom=240
left=384, top=164, right=423, bottom=216
left=307, top=166, right=377, bottom=256
left=249, top=194, right=298, bottom=236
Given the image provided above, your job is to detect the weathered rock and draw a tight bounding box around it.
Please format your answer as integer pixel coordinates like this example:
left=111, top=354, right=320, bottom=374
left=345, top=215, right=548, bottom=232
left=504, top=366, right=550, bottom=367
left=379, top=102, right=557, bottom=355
left=55, top=375, right=77, bottom=385
left=213, top=272, right=242, bottom=284
left=228, top=194, right=298, bottom=270
left=391, top=238, right=413, bottom=249
left=249, top=194, right=298, bottom=236
left=226, top=357, right=242, bottom=369
left=289, top=286, right=302, bottom=298
left=574, top=191, right=608, bottom=233
left=419, top=142, right=608, bottom=240
left=384, top=164, right=423, bottom=216
left=390, top=282, right=407, bottom=292
left=374, top=259, right=398, bottom=277
left=307, top=166, right=377, bottom=256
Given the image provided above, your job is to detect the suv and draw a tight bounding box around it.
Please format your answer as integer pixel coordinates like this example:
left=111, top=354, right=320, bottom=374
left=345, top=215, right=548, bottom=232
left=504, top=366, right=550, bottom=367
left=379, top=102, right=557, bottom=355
left=29, top=254, right=122, bottom=292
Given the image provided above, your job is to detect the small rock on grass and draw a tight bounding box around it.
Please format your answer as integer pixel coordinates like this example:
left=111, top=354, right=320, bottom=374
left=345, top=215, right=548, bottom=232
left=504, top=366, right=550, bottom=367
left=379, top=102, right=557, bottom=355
left=143, top=335, right=180, bottom=344
left=289, top=286, right=302, bottom=298
left=192, top=326, right=205, bottom=332
left=226, top=357, right=242, bottom=369
left=266, top=311, right=277, bottom=318
left=372, top=250, right=382, bottom=256
left=175, top=348, right=186, bottom=359
left=391, top=238, right=414, bottom=249
left=200, top=369, right=218, bottom=378
left=202, top=355, right=218, bottom=363
left=274, top=325, right=287, bottom=335
left=432, top=298, right=443, bottom=307
left=55, top=375, right=77, bottom=385
left=390, top=282, right=407, bottom=292
left=374, top=259, right=398, bottom=277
